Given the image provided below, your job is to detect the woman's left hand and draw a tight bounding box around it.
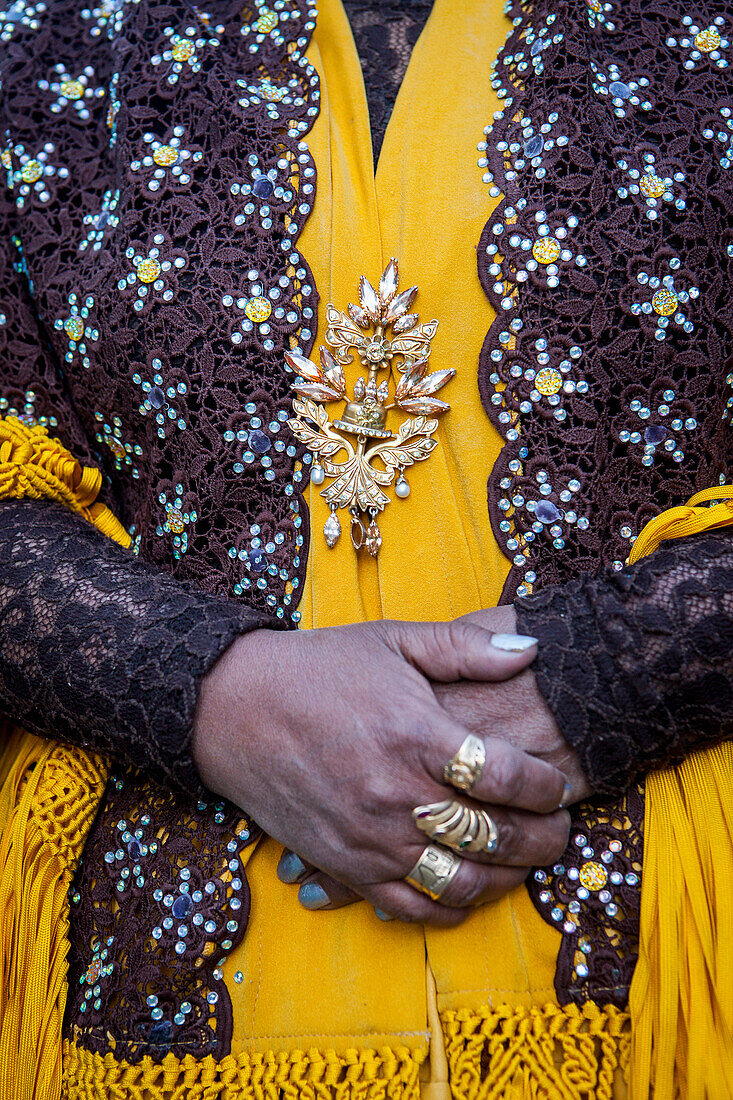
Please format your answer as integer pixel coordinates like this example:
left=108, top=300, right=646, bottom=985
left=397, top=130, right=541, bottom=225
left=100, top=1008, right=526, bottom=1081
left=277, top=606, right=592, bottom=915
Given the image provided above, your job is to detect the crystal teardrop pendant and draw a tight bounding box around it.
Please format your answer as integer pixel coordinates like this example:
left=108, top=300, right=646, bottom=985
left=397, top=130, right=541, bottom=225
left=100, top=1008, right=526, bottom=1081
left=366, top=518, right=382, bottom=557
left=324, top=509, right=341, bottom=548
left=350, top=513, right=366, bottom=550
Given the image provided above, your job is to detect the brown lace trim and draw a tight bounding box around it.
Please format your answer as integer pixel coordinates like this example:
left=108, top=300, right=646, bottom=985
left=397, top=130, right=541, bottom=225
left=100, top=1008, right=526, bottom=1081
left=477, top=0, right=733, bottom=1006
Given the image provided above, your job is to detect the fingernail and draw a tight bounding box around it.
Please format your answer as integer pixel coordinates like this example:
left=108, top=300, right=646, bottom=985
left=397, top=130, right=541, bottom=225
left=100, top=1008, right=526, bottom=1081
left=374, top=908, right=394, bottom=922
left=277, top=851, right=307, bottom=884
left=490, top=632, right=538, bottom=652
left=559, top=780, right=573, bottom=809
left=298, top=882, right=330, bottom=910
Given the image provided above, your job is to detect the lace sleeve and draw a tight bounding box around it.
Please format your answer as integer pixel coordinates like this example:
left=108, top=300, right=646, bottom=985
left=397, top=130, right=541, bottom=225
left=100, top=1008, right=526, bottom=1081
left=515, top=530, right=733, bottom=796
left=0, top=499, right=280, bottom=792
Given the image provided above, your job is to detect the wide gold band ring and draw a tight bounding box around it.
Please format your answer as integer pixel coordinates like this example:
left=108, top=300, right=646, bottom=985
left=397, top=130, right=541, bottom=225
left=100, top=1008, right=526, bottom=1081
left=443, top=733, right=485, bottom=793
left=404, top=844, right=462, bottom=901
left=412, top=799, right=499, bottom=855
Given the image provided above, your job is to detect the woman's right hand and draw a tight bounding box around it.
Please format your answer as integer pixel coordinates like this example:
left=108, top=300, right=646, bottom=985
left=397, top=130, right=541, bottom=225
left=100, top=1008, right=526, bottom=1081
left=192, top=619, right=571, bottom=925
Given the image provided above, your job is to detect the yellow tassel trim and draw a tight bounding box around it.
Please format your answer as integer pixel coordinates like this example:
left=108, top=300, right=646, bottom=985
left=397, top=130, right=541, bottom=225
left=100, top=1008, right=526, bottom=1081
left=0, top=415, right=130, bottom=1100
left=60, top=1039, right=427, bottom=1100
left=441, top=1003, right=630, bottom=1100
left=627, top=485, right=733, bottom=1099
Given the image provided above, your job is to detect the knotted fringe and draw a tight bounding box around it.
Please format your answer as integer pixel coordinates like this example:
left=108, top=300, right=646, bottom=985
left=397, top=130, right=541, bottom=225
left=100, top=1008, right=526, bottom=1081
left=441, top=1003, right=630, bottom=1100
left=61, top=1041, right=426, bottom=1100
left=627, top=486, right=733, bottom=1099
left=0, top=415, right=128, bottom=1100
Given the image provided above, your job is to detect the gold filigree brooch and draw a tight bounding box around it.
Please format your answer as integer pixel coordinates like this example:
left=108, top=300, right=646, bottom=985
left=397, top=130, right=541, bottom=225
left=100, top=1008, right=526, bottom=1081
left=286, top=259, right=454, bottom=556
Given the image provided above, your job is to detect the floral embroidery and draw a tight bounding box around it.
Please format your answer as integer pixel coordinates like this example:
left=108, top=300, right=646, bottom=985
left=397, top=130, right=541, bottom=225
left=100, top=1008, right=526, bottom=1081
left=79, top=187, right=120, bottom=252
left=94, top=414, right=142, bottom=478
left=3, top=139, right=68, bottom=210
left=54, top=292, right=98, bottom=368
left=0, top=0, right=45, bottom=41
left=129, top=128, right=203, bottom=193
left=38, top=63, right=105, bottom=120
left=150, top=17, right=225, bottom=86
left=668, top=15, right=730, bottom=70
left=133, top=359, right=188, bottom=439
left=614, top=149, right=687, bottom=220
left=628, top=255, right=698, bottom=342
left=157, top=485, right=197, bottom=559
left=591, top=61, right=653, bottom=118
left=119, top=235, right=186, bottom=312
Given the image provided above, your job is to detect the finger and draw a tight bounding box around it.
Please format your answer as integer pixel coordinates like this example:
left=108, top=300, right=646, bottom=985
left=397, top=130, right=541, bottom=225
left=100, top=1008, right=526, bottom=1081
left=297, top=871, right=363, bottom=911
left=277, top=849, right=312, bottom=884
left=435, top=805, right=571, bottom=867
left=389, top=619, right=538, bottom=684
left=366, top=863, right=528, bottom=924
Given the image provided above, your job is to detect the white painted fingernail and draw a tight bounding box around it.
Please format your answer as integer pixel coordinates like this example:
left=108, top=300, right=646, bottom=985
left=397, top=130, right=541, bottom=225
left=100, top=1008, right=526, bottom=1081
left=490, top=632, right=538, bottom=652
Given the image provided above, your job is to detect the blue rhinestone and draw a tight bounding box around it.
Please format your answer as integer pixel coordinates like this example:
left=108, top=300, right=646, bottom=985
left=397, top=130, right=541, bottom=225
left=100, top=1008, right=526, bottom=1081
left=644, top=424, right=667, bottom=445
left=523, top=135, right=544, bottom=158
left=148, top=385, right=165, bottom=409
left=249, top=429, right=271, bottom=453
left=149, top=1020, right=173, bottom=1047
left=253, top=177, right=274, bottom=198
left=172, top=894, right=193, bottom=919
left=249, top=550, right=268, bottom=572
left=609, top=80, right=631, bottom=99
left=127, top=838, right=142, bottom=860
left=530, top=38, right=544, bottom=55
left=535, top=500, right=562, bottom=524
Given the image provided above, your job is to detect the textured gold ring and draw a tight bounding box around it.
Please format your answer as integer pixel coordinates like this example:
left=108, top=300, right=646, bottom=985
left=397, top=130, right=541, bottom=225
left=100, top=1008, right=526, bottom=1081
left=412, top=799, right=499, bottom=855
left=443, top=733, right=485, bottom=793
left=404, top=844, right=462, bottom=901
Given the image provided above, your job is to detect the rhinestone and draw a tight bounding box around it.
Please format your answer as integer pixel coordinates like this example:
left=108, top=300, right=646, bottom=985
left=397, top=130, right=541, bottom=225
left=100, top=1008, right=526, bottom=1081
left=245, top=296, right=272, bottom=323
left=127, top=838, right=141, bottom=860
left=21, top=160, right=42, bottom=183
left=609, top=80, right=631, bottom=99
left=523, top=134, right=544, bottom=158
left=149, top=385, right=165, bottom=409
left=532, top=236, right=561, bottom=264
left=535, top=367, right=562, bottom=395
left=172, top=894, right=193, bottom=919
left=64, top=316, right=85, bottom=340
left=644, top=424, right=667, bottom=445
left=253, top=177, right=274, bottom=197
left=639, top=173, right=666, bottom=198
left=153, top=144, right=179, bottom=167
left=578, top=861, right=608, bottom=891
left=695, top=27, right=722, bottom=51
left=60, top=79, right=85, bottom=100
left=535, top=500, right=561, bottom=524
left=137, top=258, right=162, bottom=283
left=171, top=39, right=195, bottom=62
left=651, top=288, right=678, bottom=316
left=249, top=429, right=271, bottom=453
left=255, top=9, right=278, bottom=31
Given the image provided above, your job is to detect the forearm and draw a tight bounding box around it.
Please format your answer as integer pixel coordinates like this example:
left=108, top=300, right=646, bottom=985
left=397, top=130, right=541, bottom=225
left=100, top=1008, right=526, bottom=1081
left=0, top=499, right=281, bottom=791
left=516, top=530, right=733, bottom=795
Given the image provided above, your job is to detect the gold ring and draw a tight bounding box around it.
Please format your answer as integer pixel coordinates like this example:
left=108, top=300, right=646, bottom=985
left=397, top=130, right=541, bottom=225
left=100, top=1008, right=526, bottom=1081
left=404, top=844, right=462, bottom=901
left=412, top=799, right=499, bottom=855
left=443, top=733, right=485, bottom=793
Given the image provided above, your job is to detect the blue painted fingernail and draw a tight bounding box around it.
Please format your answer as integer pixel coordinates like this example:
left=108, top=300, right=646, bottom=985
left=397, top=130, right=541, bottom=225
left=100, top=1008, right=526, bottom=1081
left=490, top=632, right=538, bottom=652
left=374, top=908, right=394, bottom=922
left=560, top=781, right=573, bottom=808
left=298, top=882, right=330, bottom=910
left=277, top=851, right=307, bottom=884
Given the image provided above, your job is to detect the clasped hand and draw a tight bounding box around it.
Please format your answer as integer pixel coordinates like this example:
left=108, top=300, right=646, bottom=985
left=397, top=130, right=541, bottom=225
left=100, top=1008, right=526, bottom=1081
left=193, top=605, right=591, bottom=927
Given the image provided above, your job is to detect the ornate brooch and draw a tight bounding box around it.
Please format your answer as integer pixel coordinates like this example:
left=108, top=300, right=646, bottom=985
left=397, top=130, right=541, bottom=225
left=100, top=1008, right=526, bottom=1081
left=286, top=259, right=454, bottom=556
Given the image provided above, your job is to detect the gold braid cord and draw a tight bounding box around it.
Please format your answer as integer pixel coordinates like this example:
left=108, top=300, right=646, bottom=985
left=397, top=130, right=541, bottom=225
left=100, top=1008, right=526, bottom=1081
left=286, top=259, right=454, bottom=556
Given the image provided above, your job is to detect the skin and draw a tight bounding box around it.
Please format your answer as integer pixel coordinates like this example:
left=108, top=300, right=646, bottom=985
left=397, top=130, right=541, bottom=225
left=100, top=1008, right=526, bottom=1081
left=193, top=609, right=575, bottom=925
left=269, top=607, right=592, bottom=916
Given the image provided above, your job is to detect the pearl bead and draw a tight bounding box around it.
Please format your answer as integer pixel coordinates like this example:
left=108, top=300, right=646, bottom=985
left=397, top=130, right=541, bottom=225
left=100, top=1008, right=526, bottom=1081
left=395, top=476, right=410, bottom=498
left=310, top=464, right=325, bottom=485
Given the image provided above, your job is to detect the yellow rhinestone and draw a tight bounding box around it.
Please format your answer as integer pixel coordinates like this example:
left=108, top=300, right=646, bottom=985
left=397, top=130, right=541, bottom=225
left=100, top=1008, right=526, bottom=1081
left=85, top=959, right=102, bottom=984
left=21, top=160, right=42, bottom=184
left=694, top=27, right=721, bottom=52
left=108, top=438, right=126, bottom=460
left=153, top=144, right=179, bottom=167
left=166, top=506, right=186, bottom=534
left=245, top=296, right=272, bottom=323
left=254, top=9, right=278, bottom=32
left=639, top=173, right=666, bottom=198
left=259, top=82, right=285, bottom=102
left=578, top=861, right=608, bottom=891
left=171, top=39, right=195, bottom=62
left=532, top=236, right=561, bottom=264
left=106, top=103, right=116, bottom=129
left=535, top=367, right=563, bottom=395
left=652, top=288, right=678, bottom=316
left=60, top=79, right=85, bottom=100
left=64, top=316, right=85, bottom=341
left=1, top=149, right=12, bottom=170
left=137, top=258, right=162, bottom=284
left=588, top=0, right=602, bottom=12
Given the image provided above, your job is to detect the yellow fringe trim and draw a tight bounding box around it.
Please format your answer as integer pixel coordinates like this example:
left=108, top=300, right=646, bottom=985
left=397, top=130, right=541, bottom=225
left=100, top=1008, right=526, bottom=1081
left=627, top=485, right=733, bottom=1100
left=441, top=1003, right=630, bottom=1100
left=0, top=416, right=130, bottom=1100
left=60, top=1040, right=427, bottom=1100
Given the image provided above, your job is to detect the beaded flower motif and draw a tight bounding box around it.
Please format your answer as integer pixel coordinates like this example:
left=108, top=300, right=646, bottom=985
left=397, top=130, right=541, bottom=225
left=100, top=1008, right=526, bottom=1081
left=79, top=188, right=120, bottom=252
left=157, top=487, right=197, bottom=559
left=94, top=414, right=142, bottom=478
left=0, top=0, right=46, bottom=42
left=614, top=150, right=687, bottom=220
left=2, top=141, right=68, bottom=210
left=701, top=105, right=733, bottom=170
left=151, top=18, right=224, bottom=86
left=586, top=0, right=616, bottom=31
left=615, top=384, right=699, bottom=468
left=629, top=257, right=699, bottom=342
left=80, top=0, right=122, bottom=39
left=78, top=936, right=114, bottom=1015
left=667, top=16, right=730, bottom=70
left=480, top=110, right=571, bottom=189
left=591, top=62, right=653, bottom=118
left=488, top=332, right=588, bottom=426
left=504, top=14, right=564, bottom=79
left=53, top=293, right=98, bottom=368
left=38, top=64, right=105, bottom=120
left=118, top=235, right=186, bottom=312
left=130, top=128, right=203, bottom=193
left=133, top=359, right=188, bottom=439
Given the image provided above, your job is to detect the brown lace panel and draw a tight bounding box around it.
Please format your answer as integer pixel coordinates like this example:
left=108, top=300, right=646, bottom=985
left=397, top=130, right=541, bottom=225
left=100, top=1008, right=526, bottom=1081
left=65, top=768, right=258, bottom=1062
left=0, top=0, right=320, bottom=620
left=477, top=0, right=733, bottom=1007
